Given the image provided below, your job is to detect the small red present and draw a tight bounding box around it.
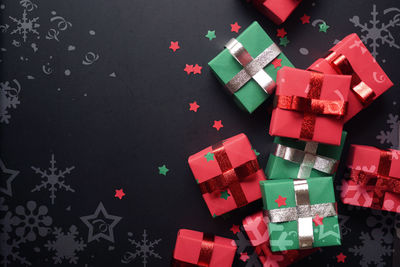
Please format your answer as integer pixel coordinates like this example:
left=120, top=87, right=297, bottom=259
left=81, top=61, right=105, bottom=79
left=171, top=229, right=237, bottom=267
left=242, top=211, right=316, bottom=266
left=341, top=145, right=400, bottom=213
left=308, top=33, right=393, bottom=122
left=188, top=133, right=266, bottom=217
left=250, top=0, right=302, bottom=25
left=270, top=67, right=351, bottom=146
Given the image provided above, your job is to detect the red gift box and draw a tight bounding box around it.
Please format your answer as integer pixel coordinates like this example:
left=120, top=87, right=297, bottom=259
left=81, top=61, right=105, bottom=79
left=308, top=33, right=393, bottom=122
left=341, top=145, right=400, bottom=213
left=242, top=211, right=316, bottom=266
left=250, top=0, right=302, bottom=25
left=188, top=133, right=266, bottom=217
left=270, top=67, right=351, bottom=146
left=171, top=229, right=237, bottom=267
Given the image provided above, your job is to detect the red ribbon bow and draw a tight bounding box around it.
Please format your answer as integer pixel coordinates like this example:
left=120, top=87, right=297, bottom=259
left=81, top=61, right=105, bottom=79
left=349, top=149, right=400, bottom=209
left=323, top=51, right=376, bottom=105
left=198, top=141, right=260, bottom=208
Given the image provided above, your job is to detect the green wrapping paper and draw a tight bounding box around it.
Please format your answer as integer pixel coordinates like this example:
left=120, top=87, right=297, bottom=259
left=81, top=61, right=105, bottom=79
left=208, top=21, right=294, bottom=113
left=265, top=131, right=347, bottom=179
left=260, top=177, right=341, bottom=252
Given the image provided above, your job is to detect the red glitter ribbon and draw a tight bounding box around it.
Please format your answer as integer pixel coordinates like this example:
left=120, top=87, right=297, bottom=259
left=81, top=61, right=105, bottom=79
left=349, top=150, right=400, bottom=209
left=275, top=72, right=347, bottom=140
left=198, top=141, right=260, bottom=208
left=171, top=233, right=215, bottom=267
left=323, top=51, right=376, bottom=105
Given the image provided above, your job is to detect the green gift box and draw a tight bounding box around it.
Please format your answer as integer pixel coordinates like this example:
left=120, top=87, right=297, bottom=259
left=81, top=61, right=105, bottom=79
left=208, top=21, right=294, bottom=113
left=266, top=131, right=347, bottom=179
left=260, top=177, right=341, bottom=252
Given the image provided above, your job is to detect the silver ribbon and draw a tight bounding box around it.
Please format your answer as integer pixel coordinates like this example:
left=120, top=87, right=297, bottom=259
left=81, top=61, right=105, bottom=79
left=225, top=38, right=281, bottom=95
left=265, top=179, right=337, bottom=249
left=273, top=142, right=338, bottom=178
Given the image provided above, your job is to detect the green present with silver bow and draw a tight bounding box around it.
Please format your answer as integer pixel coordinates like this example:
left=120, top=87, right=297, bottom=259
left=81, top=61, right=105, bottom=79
left=260, top=177, right=341, bottom=252
left=208, top=21, right=294, bottom=113
left=265, top=131, right=347, bottom=179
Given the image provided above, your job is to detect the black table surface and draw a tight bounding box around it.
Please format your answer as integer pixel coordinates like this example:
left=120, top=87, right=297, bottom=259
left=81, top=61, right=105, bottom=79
left=1, top=0, right=399, bottom=266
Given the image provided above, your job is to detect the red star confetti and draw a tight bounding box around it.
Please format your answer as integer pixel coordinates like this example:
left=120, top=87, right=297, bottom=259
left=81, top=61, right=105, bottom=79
left=313, top=214, right=324, bottom=226
left=213, top=120, right=223, bottom=131
left=193, top=64, right=202, bottom=74
left=184, top=64, right=194, bottom=75
left=230, top=224, right=240, bottom=234
left=275, top=195, right=287, bottom=207
left=240, top=252, right=250, bottom=262
left=276, top=28, right=287, bottom=38
left=169, top=41, right=180, bottom=52
left=300, top=14, right=311, bottom=24
left=189, top=101, right=200, bottom=112
left=115, top=189, right=125, bottom=199
left=230, top=22, right=241, bottom=33
left=336, top=253, right=347, bottom=263
left=271, top=58, right=282, bottom=69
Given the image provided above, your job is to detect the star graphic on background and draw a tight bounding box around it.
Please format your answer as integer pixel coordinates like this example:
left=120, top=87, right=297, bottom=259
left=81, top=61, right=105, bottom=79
left=158, top=165, right=169, bottom=176
left=276, top=28, right=287, bottom=38
left=220, top=190, right=230, bottom=200
left=212, top=120, right=223, bottom=131
left=336, top=253, right=347, bottom=263
left=240, top=252, right=250, bottom=262
left=319, top=22, right=330, bottom=33
left=279, top=36, right=290, bottom=47
left=275, top=195, right=287, bottom=207
left=271, top=58, right=282, bottom=69
left=205, top=30, right=216, bottom=40
left=169, top=41, right=180, bottom=52
left=80, top=202, right=122, bottom=243
left=115, top=189, right=125, bottom=199
left=193, top=64, right=202, bottom=74
left=300, top=14, right=310, bottom=24
left=189, top=101, right=200, bottom=112
left=230, top=22, right=241, bottom=33
left=313, top=214, right=324, bottom=226
left=184, top=64, right=194, bottom=75
left=0, top=159, right=19, bottom=197
left=204, top=152, right=215, bottom=162
left=230, top=224, right=240, bottom=234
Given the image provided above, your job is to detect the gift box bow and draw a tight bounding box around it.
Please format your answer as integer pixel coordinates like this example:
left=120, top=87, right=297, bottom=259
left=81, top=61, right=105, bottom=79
left=274, top=71, right=348, bottom=140
left=198, top=141, right=260, bottom=208
left=224, top=38, right=281, bottom=95
left=265, top=179, right=337, bottom=249
left=349, top=149, right=400, bottom=209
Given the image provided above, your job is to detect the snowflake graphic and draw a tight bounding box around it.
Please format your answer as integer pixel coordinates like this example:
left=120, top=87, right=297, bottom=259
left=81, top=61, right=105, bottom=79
left=0, top=81, right=21, bottom=124
left=232, top=231, right=261, bottom=267
left=349, top=228, right=392, bottom=266
left=31, top=154, right=75, bottom=204
left=366, top=209, right=399, bottom=244
left=349, top=5, right=400, bottom=58
left=377, top=113, right=399, bottom=150
left=0, top=232, right=30, bottom=267
left=121, top=230, right=162, bottom=267
left=9, top=10, right=40, bottom=42
left=45, top=225, right=86, bottom=264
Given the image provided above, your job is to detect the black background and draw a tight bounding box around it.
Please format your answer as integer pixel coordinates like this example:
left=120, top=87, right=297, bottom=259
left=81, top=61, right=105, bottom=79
left=0, top=0, right=399, bottom=266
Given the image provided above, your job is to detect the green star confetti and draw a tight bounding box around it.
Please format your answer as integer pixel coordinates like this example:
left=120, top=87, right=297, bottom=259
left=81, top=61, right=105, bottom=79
left=319, top=22, right=330, bottom=33
left=279, top=36, right=290, bottom=47
left=204, top=152, right=215, bottom=162
left=220, top=190, right=230, bottom=200
left=252, top=148, right=260, bottom=156
left=158, top=165, right=169, bottom=176
left=205, top=30, right=216, bottom=41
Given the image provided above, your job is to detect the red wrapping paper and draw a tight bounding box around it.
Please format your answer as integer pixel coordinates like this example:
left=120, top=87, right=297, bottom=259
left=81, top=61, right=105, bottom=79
left=270, top=67, right=350, bottom=146
left=250, top=0, right=302, bottom=25
left=242, top=211, right=316, bottom=266
left=341, top=145, right=400, bottom=213
left=308, top=33, right=393, bottom=122
left=188, top=133, right=266, bottom=217
left=172, top=229, right=237, bottom=267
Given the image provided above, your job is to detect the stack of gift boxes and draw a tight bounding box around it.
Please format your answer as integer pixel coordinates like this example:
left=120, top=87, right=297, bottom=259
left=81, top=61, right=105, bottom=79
left=171, top=20, right=397, bottom=267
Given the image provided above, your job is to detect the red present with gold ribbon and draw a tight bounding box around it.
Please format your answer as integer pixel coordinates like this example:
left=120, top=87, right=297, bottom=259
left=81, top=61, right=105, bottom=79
left=341, top=145, right=400, bottom=213
left=308, top=33, right=393, bottom=122
left=242, top=211, right=316, bottom=266
left=249, top=0, right=302, bottom=25
left=270, top=67, right=350, bottom=146
left=188, top=133, right=266, bottom=217
left=171, top=229, right=236, bottom=267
